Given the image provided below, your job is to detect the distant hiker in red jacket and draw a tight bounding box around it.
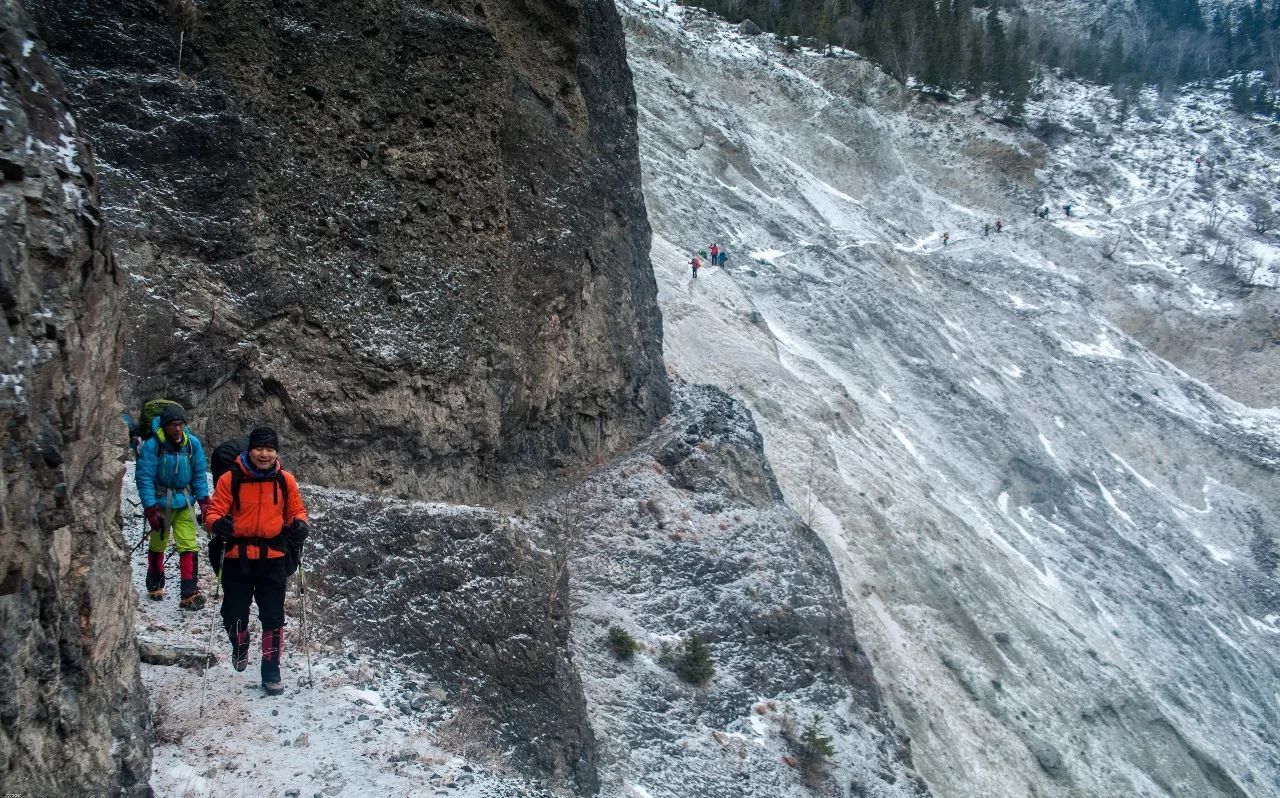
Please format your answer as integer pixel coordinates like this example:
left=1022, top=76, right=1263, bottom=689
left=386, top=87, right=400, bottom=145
left=995, top=218, right=1003, bottom=233
left=709, top=243, right=719, bottom=263
left=690, top=255, right=702, bottom=278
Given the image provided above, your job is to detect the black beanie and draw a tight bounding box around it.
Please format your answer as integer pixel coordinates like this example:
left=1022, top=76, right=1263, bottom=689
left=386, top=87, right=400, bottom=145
left=248, top=426, right=279, bottom=450
left=159, top=404, right=187, bottom=425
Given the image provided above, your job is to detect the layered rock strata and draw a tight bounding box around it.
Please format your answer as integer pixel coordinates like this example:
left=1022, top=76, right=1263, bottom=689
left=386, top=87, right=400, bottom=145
left=28, top=0, right=669, bottom=501
left=0, top=7, right=149, bottom=795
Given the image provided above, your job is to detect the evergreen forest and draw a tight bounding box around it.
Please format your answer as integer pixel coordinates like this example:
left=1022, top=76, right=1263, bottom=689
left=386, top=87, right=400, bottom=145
left=686, top=0, right=1280, bottom=119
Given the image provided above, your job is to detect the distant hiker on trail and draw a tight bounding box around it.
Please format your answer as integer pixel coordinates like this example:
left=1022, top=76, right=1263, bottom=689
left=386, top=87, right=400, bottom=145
left=690, top=255, right=702, bottom=278
left=942, top=232, right=949, bottom=247
left=983, top=222, right=991, bottom=236
left=206, top=427, right=309, bottom=696
left=698, top=248, right=708, bottom=263
left=136, top=404, right=211, bottom=609
left=709, top=243, right=719, bottom=263
left=1063, top=204, right=1072, bottom=217
left=995, top=218, right=1003, bottom=233
left=717, top=250, right=728, bottom=267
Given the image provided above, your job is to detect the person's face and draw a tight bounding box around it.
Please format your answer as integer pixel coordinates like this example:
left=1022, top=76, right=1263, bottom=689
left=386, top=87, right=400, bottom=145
left=249, top=446, right=278, bottom=469
left=162, top=420, right=185, bottom=441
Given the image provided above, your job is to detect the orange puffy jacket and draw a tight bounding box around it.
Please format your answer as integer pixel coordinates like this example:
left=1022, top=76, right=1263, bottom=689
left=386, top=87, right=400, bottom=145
left=206, top=457, right=307, bottom=560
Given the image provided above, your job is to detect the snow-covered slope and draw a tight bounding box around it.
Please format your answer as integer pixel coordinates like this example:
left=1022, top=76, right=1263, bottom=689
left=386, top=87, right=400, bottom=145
left=624, top=2, right=1280, bottom=796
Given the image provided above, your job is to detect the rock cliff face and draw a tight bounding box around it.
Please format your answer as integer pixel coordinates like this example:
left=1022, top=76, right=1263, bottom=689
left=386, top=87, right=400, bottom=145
left=305, top=384, right=926, bottom=796
left=561, top=384, right=927, bottom=797
left=0, top=7, right=150, bottom=796
left=309, top=495, right=598, bottom=793
left=28, top=0, right=669, bottom=501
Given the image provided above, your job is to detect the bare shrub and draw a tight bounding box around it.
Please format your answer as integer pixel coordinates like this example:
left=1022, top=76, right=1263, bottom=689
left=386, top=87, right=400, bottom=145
left=151, top=694, right=183, bottom=745
left=433, top=698, right=501, bottom=766
left=1246, top=194, right=1276, bottom=234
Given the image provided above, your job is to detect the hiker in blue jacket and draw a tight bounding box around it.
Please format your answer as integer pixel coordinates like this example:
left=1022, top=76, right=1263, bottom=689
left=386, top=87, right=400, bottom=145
left=136, top=405, right=211, bottom=609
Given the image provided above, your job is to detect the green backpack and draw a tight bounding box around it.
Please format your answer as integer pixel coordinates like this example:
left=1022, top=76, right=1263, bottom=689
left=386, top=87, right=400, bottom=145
left=129, top=398, right=185, bottom=453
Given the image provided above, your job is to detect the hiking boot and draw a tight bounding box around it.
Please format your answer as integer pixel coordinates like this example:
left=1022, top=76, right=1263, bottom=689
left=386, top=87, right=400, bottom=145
left=261, top=667, right=285, bottom=696
left=178, top=552, right=200, bottom=608
left=261, top=627, right=284, bottom=695
left=145, top=551, right=165, bottom=600
left=229, top=629, right=251, bottom=672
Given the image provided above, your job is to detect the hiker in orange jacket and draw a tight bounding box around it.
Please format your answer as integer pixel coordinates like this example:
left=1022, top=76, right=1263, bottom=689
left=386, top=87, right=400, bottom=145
left=206, top=426, right=308, bottom=695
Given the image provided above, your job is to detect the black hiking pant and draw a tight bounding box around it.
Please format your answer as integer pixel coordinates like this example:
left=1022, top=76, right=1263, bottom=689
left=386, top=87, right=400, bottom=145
left=220, top=555, right=287, bottom=637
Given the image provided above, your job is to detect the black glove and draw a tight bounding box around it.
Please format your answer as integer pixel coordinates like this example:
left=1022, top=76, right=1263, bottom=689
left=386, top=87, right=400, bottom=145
left=208, top=537, right=225, bottom=570
left=286, top=519, right=309, bottom=546
left=211, top=516, right=234, bottom=542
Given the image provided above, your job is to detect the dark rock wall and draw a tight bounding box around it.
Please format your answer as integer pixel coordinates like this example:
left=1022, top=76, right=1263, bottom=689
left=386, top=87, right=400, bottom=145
left=308, top=498, right=597, bottom=793
left=27, top=0, right=669, bottom=502
left=0, top=7, right=149, bottom=796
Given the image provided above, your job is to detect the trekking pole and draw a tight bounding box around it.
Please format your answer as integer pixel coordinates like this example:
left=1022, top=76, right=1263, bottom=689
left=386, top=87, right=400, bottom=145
left=298, top=556, right=313, bottom=688
left=129, top=516, right=150, bottom=555
left=198, top=541, right=229, bottom=718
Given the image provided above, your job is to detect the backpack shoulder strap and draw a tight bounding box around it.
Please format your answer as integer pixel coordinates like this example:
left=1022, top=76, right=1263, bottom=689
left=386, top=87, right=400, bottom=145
left=228, top=466, right=290, bottom=521
left=276, top=473, right=289, bottom=522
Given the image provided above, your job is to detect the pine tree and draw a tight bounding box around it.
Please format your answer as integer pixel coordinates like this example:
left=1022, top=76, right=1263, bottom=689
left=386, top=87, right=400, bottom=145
left=1254, top=81, right=1271, bottom=116
left=1104, top=32, right=1125, bottom=83
left=949, top=0, right=975, bottom=90
left=607, top=626, right=641, bottom=660
left=921, top=0, right=945, bottom=88
left=1230, top=74, right=1252, bottom=113
left=674, top=633, right=715, bottom=686
left=797, top=714, right=836, bottom=761
left=968, top=27, right=988, bottom=91
left=985, top=8, right=1008, bottom=96
left=794, top=713, right=837, bottom=785
left=1003, top=16, right=1032, bottom=119
left=778, top=15, right=792, bottom=44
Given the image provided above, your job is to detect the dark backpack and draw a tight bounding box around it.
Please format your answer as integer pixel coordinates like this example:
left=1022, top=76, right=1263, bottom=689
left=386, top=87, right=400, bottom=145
left=210, top=437, right=249, bottom=488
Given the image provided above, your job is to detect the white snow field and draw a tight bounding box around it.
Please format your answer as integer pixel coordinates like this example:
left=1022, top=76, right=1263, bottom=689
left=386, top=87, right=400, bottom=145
left=624, top=1, right=1280, bottom=796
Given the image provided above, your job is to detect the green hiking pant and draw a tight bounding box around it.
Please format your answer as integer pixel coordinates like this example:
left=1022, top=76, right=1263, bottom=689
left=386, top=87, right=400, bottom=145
left=148, top=505, right=200, bottom=554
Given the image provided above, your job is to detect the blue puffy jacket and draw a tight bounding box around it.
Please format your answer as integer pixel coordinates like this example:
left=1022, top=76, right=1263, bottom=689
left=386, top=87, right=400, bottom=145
left=136, top=429, right=210, bottom=509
